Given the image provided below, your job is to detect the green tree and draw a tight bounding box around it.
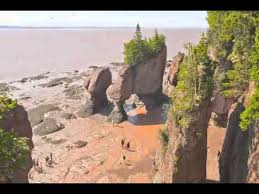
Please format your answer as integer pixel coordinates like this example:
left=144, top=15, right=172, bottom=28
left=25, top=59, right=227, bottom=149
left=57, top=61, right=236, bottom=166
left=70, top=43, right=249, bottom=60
left=123, top=24, right=165, bottom=65
left=170, top=34, right=214, bottom=128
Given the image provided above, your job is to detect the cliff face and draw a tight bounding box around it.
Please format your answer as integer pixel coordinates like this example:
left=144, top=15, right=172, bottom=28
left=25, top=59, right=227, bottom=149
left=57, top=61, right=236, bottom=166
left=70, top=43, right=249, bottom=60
left=219, top=102, right=248, bottom=183
left=155, top=98, right=212, bottom=183
left=219, top=84, right=259, bottom=183
left=0, top=105, right=33, bottom=183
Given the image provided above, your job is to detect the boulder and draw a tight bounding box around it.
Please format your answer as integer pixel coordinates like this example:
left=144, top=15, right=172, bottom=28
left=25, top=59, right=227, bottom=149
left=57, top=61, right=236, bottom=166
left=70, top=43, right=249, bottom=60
left=27, top=104, right=60, bottom=127
left=34, top=117, right=64, bottom=136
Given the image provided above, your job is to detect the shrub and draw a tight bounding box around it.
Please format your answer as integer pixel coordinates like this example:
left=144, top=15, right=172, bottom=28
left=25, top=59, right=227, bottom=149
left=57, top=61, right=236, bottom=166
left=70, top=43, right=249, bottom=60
left=0, top=95, right=17, bottom=119
left=239, top=86, right=259, bottom=130
left=0, top=128, right=30, bottom=181
left=159, top=127, right=169, bottom=148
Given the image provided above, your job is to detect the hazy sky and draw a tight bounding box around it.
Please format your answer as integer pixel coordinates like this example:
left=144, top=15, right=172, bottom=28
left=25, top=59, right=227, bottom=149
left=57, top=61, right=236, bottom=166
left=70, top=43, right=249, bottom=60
left=0, top=11, right=208, bottom=28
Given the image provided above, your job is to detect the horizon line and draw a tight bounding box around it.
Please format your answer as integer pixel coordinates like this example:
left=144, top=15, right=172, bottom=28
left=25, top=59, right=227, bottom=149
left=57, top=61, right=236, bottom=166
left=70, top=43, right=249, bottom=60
left=0, top=25, right=208, bottom=29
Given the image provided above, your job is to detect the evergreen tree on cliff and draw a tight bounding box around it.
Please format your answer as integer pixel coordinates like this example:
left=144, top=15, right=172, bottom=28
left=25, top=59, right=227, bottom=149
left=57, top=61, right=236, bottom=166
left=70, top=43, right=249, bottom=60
left=123, top=24, right=165, bottom=65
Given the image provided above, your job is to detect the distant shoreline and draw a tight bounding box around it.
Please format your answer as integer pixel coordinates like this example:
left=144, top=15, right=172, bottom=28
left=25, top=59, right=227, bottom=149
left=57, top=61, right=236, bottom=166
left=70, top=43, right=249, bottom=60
left=0, top=26, right=208, bottom=30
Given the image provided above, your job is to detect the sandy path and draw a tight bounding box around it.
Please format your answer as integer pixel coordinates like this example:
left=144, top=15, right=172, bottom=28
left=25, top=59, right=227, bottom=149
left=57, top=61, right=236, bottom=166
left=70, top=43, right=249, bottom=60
left=206, top=124, right=226, bottom=182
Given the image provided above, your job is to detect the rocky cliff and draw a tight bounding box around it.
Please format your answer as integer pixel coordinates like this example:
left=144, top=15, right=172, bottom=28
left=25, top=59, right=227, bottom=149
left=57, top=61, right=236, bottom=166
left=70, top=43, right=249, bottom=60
left=0, top=104, right=33, bottom=183
left=219, top=84, right=259, bottom=183
left=155, top=97, right=212, bottom=183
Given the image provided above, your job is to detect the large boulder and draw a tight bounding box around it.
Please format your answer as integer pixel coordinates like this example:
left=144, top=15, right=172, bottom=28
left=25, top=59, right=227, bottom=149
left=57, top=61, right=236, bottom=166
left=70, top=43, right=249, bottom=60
left=78, top=67, right=112, bottom=117
left=27, top=104, right=60, bottom=127
left=34, top=117, right=64, bottom=136
left=0, top=105, right=33, bottom=183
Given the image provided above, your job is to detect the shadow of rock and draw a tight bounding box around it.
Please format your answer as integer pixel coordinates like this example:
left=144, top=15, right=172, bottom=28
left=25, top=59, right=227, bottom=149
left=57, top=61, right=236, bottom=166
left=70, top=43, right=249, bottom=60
left=0, top=105, right=33, bottom=183
left=127, top=106, right=167, bottom=126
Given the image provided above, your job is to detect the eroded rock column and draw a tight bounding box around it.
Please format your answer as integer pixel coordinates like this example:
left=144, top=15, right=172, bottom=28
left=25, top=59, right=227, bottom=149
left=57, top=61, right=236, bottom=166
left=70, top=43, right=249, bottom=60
left=77, top=67, right=112, bottom=117
left=155, top=98, right=212, bottom=183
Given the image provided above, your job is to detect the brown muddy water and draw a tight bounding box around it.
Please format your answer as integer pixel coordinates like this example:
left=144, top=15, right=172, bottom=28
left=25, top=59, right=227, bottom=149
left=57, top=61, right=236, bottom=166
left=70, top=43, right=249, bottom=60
left=0, top=28, right=206, bottom=82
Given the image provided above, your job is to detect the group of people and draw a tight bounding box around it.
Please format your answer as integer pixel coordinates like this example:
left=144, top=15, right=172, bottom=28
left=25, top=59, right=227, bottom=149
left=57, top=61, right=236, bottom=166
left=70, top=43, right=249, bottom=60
left=32, top=152, right=55, bottom=174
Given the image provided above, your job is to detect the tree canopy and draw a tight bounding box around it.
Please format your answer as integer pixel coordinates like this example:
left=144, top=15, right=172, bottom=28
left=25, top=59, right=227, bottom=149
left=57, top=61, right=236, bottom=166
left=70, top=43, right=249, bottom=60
left=123, top=24, right=166, bottom=65
left=169, top=34, right=214, bottom=128
left=207, top=11, right=259, bottom=130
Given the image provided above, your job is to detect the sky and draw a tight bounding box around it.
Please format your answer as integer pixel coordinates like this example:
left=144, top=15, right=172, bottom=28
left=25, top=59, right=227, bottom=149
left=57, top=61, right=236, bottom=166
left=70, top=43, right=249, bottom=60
left=0, top=11, right=208, bottom=28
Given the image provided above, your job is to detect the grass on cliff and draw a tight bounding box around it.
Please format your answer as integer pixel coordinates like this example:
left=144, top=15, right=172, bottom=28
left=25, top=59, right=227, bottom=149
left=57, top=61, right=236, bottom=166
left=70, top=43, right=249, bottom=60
left=123, top=24, right=166, bottom=65
left=0, top=95, right=29, bottom=182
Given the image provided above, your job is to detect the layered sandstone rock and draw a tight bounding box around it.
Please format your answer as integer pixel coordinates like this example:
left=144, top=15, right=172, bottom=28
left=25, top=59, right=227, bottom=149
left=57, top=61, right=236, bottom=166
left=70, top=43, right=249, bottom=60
left=78, top=67, right=112, bottom=117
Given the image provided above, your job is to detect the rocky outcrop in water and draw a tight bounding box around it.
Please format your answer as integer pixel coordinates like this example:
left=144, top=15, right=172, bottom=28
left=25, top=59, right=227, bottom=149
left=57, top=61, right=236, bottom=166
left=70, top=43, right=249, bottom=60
left=0, top=105, right=33, bottom=183
left=107, top=46, right=167, bottom=123
left=155, top=98, right=212, bottom=183
left=78, top=67, right=112, bottom=117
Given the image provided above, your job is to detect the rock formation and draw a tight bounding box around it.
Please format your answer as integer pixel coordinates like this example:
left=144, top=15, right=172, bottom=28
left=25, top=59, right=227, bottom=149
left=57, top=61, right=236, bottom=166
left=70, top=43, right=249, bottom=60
left=0, top=105, right=33, bottom=183
left=219, top=86, right=259, bottom=183
left=155, top=97, right=212, bottom=183
left=78, top=67, right=112, bottom=117
left=163, top=52, right=184, bottom=96
left=211, top=93, right=235, bottom=127
left=107, top=46, right=167, bottom=123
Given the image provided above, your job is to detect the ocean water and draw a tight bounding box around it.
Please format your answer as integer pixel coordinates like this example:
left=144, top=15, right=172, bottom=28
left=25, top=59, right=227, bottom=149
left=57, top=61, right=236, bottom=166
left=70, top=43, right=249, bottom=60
left=0, top=28, right=206, bottom=82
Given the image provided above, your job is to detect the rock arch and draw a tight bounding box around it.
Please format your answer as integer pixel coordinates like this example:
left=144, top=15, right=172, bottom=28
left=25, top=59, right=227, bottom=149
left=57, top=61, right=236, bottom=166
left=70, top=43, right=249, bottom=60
left=106, top=46, right=167, bottom=123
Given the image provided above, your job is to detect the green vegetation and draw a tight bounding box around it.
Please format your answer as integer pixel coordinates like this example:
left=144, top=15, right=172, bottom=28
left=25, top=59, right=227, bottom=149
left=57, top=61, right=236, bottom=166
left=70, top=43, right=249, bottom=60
left=123, top=24, right=166, bottom=65
left=169, top=34, right=214, bottom=128
left=0, top=95, right=29, bottom=182
left=239, top=86, right=259, bottom=130
left=159, top=127, right=169, bottom=148
left=0, top=128, right=29, bottom=181
left=207, top=11, right=259, bottom=131
left=0, top=95, right=17, bottom=119
left=207, top=11, right=259, bottom=98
